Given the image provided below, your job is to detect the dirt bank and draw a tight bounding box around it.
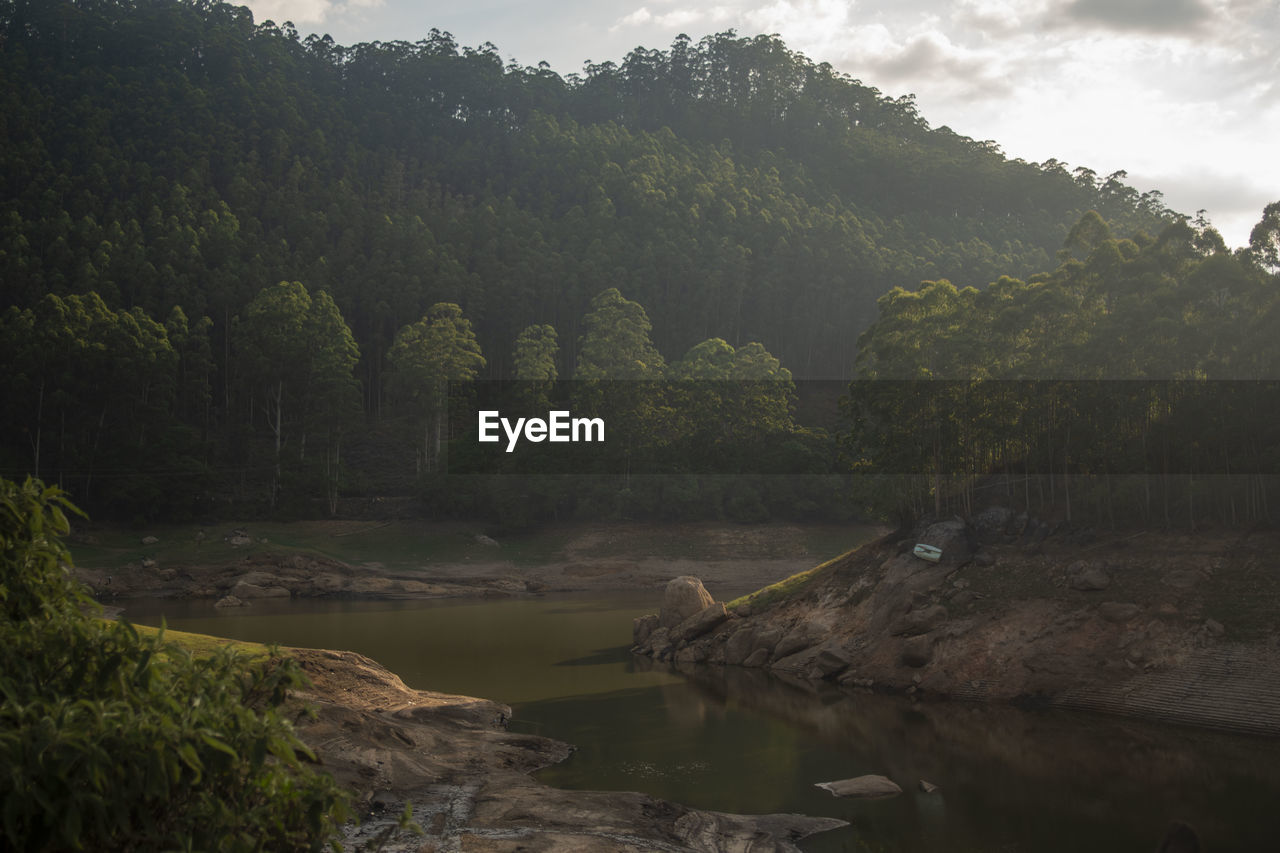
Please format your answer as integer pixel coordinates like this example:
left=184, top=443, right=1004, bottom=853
left=633, top=511, right=1280, bottom=735
left=72, top=520, right=878, bottom=605
left=288, top=647, right=844, bottom=852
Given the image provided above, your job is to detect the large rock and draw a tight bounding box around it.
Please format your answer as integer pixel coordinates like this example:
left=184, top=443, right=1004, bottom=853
left=812, top=647, right=851, bottom=678
left=659, top=576, right=715, bottom=629
left=633, top=614, right=659, bottom=646
left=724, top=627, right=757, bottom=666
left=972, top=506, right=1013, bottom=543
left=773, top=625, right=818, bottom=659
left=815, top=775, right=903, bottom=799
left=917, top=520, right=974, bottom=563
left=670, top=602, right=729, bottom=645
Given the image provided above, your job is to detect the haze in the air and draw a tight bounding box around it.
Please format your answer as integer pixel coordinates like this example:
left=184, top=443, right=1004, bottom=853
left=242, top=0, right=1278, bottom=249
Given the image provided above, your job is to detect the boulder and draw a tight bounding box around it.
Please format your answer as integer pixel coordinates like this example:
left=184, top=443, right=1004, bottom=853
left=889, top=604, right=948, bottom=637
left=633, top=614, right=659, bottom=647
left=670, top=603, right=729, bottom=645
left=972, top=506, right=1012, bottom=542
left=917, top=520, right=974, bottom=563
left=214, top=595, right=246, bottom=608
left=919, top=780, right=940, bottom=794
left=815, top=775, right=902, bottom=799
left=742, top=648, right=770, bottom=668
left=141, top=557, right=156, bottom=569
left=773, top=626, right=817, bottom=659
left=753, top=627, right=783, bottom=654
left=646, top=627, right=671, bottom=656
left=812, top=648, right=851, bottom=678
left=474, top=534, right=500, bottom=547
left=724, top=627, right=757, bottom=666
left=901, top=634, right=934, bottom=668
left=659, top=576, right=715, bottom=629
left=141, top=535, right=159, bottom=545
left=1068, top=561, right=1111, bottom=591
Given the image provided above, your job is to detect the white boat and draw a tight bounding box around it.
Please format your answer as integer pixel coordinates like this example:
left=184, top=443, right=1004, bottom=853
left=912, top=544, right=942, bottom=562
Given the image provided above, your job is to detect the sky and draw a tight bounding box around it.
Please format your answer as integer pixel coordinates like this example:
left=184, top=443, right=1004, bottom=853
left=242, top=0, right=1278, bottom=249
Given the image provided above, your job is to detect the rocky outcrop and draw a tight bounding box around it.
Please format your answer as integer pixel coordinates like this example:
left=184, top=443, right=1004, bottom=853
left=630, top=513, right=1280, bottom=736
left=292, top=648, right=845, bottom=852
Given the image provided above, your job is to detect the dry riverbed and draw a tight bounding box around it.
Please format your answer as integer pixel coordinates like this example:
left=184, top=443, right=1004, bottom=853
left=71, top=520, right=881, bottom=604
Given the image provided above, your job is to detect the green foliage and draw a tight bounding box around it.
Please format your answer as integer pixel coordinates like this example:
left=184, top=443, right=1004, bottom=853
left=0, top=0, right=1221, bottom=524
left=387, top=302, right=486, bottom=474
left=0, top=477, right=350, bottom=851
left=843, top=208, right=1280, bottom=526
left=234, top=281, right=362, bottom=509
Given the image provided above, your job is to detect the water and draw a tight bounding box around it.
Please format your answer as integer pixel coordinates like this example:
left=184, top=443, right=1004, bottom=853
left=122, top=594, right=1280, bottom=852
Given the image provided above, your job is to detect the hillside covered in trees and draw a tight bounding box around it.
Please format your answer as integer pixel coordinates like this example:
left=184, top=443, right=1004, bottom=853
left=2, top=0, right=1275, bottom=525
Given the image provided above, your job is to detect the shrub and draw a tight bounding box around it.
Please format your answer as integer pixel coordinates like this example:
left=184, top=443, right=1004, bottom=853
left=0, top=477, right=350, bottom=851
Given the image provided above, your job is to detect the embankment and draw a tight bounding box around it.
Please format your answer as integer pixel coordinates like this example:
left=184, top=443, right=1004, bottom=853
left=632, top=510, right=1280, bottom=735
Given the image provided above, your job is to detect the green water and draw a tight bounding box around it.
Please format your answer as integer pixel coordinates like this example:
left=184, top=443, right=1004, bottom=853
left=124, top=595, right=1280, bottom=852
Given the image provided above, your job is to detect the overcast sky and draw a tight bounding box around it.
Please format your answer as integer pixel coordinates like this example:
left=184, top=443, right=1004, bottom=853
left=242, top=0, right=1278, bottom=249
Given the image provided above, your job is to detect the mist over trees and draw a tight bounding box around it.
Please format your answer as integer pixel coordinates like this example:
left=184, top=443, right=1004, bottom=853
left=1, top=0, right=1275, bottom=526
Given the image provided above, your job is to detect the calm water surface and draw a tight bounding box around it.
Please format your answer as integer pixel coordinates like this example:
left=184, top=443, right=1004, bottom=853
left=124, top=594, right=1280, bottom=852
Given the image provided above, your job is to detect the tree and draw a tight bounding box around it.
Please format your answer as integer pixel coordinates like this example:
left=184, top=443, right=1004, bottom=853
left=1249, top=201, right=1280, bottom=271
left=234, top=282, right=361, bottom=507
left=387, top=302, right=486, bottom=473
left=574, top=288, right=665, bottom=380
left=511, top=323, right=559, bottom=409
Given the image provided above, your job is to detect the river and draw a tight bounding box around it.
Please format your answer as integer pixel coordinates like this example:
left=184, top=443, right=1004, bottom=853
left=123, top=593, right=1280, bottom=852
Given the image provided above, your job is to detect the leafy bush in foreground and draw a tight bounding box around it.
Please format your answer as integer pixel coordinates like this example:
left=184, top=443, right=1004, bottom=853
left=0, top=477, right=350, bottom=851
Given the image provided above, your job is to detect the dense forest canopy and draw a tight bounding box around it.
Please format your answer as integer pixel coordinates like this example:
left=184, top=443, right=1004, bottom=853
left=1, top=0, right=1276, bottom=525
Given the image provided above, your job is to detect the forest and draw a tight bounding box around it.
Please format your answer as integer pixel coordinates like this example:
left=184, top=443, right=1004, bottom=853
left=1, top=0, right=1278, bottom=526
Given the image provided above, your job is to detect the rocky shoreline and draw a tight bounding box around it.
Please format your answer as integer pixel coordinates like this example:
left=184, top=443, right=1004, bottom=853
left=288, top=647, right=845, bottom=852
left=632, top=513, right=1280, bottom=736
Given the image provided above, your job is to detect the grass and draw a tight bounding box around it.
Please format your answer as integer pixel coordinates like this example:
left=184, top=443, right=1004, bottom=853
left=726, top=547, right=857, bottom=611
left=130, top=622, right=269, bottom=658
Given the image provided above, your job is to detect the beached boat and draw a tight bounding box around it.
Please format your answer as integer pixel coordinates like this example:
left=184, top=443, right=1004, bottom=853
left=912, top=543, right=942, bottom=563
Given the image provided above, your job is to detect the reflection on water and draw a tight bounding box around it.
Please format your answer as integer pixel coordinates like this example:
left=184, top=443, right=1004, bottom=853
left=125, top=595, right=1280, bottom=852
left=122, top=594, right=682, bottom=705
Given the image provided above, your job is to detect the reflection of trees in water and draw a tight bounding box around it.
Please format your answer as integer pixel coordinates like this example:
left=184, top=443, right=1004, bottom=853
left=667, top=659, right=1280, bottom=851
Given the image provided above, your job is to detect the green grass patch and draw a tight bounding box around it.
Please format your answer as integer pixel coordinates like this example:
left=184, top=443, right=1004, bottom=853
left=726, top=548, right=855, bottom=611
left=129, top=622, right=269, bottom=659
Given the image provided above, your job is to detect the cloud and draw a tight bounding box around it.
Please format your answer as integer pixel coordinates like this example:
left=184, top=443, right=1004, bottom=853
left=866, top=30, right=1014, bottom=97
left=1049, top=0, right=1213, bottom=35
left=953, top=0, right=1049, bottom=37
left=242, top=0, right=383, bottom=27
left=1128, top=168, right=1277, bottom=248
left=612, top=4, right=736, bottom=32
